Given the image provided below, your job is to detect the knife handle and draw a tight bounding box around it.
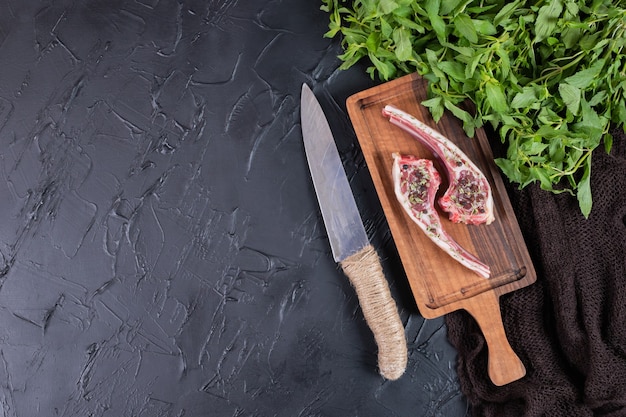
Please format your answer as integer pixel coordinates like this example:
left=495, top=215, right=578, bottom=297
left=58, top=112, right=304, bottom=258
left=340, top=244, right=407, bottom=380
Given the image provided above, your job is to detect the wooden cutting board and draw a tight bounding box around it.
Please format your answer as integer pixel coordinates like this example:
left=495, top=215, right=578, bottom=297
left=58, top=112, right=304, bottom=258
left=346, top=73, right=536, bottom=386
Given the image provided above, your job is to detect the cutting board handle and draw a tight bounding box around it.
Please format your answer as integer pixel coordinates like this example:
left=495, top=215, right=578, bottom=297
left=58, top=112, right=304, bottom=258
left=467, top=292, right=526, bottom=386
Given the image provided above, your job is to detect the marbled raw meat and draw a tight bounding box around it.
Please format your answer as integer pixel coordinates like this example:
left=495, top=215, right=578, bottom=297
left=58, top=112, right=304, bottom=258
left=383, top=105, right=495, bottom=225
left=392, top=153, right=490, bottom=278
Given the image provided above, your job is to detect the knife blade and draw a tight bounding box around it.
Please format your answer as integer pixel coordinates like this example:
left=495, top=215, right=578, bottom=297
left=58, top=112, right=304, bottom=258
left=300, top=83, right=407, bottom=380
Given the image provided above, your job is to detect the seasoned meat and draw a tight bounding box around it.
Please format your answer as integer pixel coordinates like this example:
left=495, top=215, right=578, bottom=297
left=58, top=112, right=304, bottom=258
left=392, top=153, right=490, bottom=278
left=383, top=105, right=495, bottom=225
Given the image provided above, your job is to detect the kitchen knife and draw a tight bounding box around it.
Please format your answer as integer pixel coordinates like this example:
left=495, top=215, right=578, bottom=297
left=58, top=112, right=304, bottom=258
left=300, top=83, right=407, bottom=380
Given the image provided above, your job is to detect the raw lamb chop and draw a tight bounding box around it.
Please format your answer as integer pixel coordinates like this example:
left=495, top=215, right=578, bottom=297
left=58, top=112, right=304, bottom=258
left=383, top=105, right=495, bottom=225
left=392, top=153, right=490, bottom=278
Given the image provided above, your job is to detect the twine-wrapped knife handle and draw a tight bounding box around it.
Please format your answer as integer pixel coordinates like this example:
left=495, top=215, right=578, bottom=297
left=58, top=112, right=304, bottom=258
left=340, top=244, right=407, bottom=380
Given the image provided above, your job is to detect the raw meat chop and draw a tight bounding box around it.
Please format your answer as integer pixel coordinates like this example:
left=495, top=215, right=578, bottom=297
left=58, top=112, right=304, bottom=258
left=383, top=105, right=495, bottom=225
left=392, top=153, right=490, bottom=278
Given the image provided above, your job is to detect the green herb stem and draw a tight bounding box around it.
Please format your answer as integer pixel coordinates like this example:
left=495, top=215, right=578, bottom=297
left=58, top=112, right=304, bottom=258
left=533, top=53, right=586, bottom=85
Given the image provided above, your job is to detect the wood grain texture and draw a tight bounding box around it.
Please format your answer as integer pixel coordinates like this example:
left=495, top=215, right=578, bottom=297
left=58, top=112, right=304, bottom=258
left=346, top=73, right=537, bottom=385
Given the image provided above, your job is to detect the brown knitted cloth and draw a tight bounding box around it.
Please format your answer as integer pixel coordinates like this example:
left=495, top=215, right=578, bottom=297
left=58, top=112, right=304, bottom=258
left=445, top=127, right=626, bottom=417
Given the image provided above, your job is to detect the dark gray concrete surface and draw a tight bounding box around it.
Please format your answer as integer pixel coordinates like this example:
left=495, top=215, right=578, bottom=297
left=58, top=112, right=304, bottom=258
left=0, top=1, right=469, bottom=415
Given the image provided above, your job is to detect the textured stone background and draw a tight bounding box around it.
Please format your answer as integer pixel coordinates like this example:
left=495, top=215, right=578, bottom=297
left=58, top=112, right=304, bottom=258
left=0, top=1, right=469, bottom=415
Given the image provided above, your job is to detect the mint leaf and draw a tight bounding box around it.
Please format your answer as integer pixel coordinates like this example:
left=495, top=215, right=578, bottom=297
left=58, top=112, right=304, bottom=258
left=368, top=53, right=396, bottom=80
left=485, top=81, right=508, bottom=113
left=438, top=61, right=466, bottom=81
left=454, top=13, right=478, bottom=43
left=425, top=0, right=446, bottom=40
left=511, top=86, right=539, bottom=109
left=577, top=156, right=592, bottom=218
left=440, top=0, right=463, bottom=15
left=421, top=96, right=445, bottom=121
left=564, top=59, right=605, bottom=89
left=366, top=32, right=381, bottom=53
left=392, top=27, right=413, bottom=61
left=494, top=0, right=521, bottom=26
left=558, top=83, right=581, bottom=115
left=379, top=0, right=400, bottom=14
left=535, top=0, right=563, bottom=42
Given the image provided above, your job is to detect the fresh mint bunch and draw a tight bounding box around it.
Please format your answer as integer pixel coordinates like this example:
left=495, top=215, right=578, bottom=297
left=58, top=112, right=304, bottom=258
left=322, top=0, right=626, bottom=217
